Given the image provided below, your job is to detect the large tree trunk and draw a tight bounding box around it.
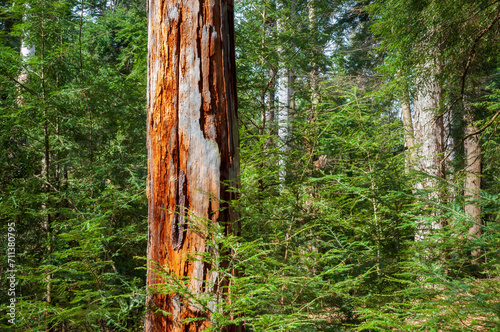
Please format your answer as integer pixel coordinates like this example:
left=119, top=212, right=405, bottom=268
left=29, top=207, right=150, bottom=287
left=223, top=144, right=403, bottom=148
left=145, top=0, right=240, bottom=331
left=413, top=73, right=445, bottom=241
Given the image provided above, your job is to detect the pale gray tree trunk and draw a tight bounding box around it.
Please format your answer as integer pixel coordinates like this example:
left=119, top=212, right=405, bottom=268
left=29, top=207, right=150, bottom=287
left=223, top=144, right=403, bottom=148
left=401, top=96, right=414, bottom=154
left=413, top=73, right=445, bottom=241
left=276, top=66, right=290, bottom=184
left=18, top=10, right=35, bottom=101
left=308, top=0, right=319, bottom=120
left=19, top=39, right=35, bottom=81
left=401, top=97, right=415, bottom=174
left=464, top=114, right=482, bottom=256
left=276, top=1, right=292, bottom=185
left=266, top=67, right=276, bottom=127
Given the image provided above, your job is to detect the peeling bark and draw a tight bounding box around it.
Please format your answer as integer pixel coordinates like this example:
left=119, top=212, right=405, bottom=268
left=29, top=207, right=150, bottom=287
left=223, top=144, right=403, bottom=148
left=145, top=0, right=240, bottom=330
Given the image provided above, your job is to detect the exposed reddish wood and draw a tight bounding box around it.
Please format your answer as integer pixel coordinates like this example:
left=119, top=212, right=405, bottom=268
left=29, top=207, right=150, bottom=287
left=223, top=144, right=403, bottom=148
left=145, top=0, right=240, bottom=330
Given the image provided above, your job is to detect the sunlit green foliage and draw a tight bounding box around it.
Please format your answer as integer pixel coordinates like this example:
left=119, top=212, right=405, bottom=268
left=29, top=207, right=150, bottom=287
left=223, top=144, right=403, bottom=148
left=0, top=0, right=147, bottom=330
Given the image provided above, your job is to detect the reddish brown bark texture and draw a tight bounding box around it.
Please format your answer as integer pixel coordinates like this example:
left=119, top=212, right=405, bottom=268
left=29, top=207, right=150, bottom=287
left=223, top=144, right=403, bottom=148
left=145, top=0, right=239, bottom=330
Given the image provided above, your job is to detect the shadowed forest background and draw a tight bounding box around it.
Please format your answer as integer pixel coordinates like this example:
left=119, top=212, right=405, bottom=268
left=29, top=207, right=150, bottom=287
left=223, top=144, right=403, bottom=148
left=2, top=0, right=500, bottom=330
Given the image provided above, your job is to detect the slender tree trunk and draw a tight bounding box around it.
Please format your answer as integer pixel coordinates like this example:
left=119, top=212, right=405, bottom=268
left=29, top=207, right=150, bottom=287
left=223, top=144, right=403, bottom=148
left=398, top=71, right=415, bottom=173
left=19, top=40, right=35, bottom=83
left=276, top=1, right=291, bottom=186
left=145, top=0, right=240, bottom=331
left=464, top=114, right=482, bottom=256
left=401, top=93, right=416, bottom=175
left=277, top=65, right=289, bottom=184
left=18, top=8, right=56, bottom=330
left=309, top=68, right=319, bottom=120
left=17, top=8, right=35, bottom=104
left=266, top=67, right=276, bottom=127
left=307, top=0, right=327, bottom=175
left=308, top=0, right=319, bottom=121
left=39, top=7, right=54, bottom=330
left=263, top=8, right=275, bottom=148
left=413, top=72, right=445, bottom=241
left=260, top=11, right=275, bottom=195
left=42, top=118, right=53, bottom=332
left=401, top=95, right=414, bottom=152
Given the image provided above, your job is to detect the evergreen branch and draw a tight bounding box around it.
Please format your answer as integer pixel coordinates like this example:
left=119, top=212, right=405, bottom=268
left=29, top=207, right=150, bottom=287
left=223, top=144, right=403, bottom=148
left=461, top=9, right=500, bottom=97
left=239, top=111, right=261, bottom=130
left=0, top=68, right=40, bottom=97
left=436, top=7, right=500, bottom=123
left=436, top=8, right=500, bottom=149
left=441, top=109, right=500, bottom=163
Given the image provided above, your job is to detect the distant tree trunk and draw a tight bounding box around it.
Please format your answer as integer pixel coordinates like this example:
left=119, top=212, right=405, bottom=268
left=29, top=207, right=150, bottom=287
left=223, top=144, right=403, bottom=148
left=401, top=93, right=414, bottom=160
left=398, top=71, right=415, bottom=173
left=265, top=15, right=275, bottom=143
left=309, top=67, right=319, bottom=120
left=307, top=0, right=326, bottom=174
left=413, top=71, right=445, bottom=241
left=19, top=39, right=35, bottom=81
left=17, top=12, right=35, bottom=103
left=258, top=13, right=271, bottom=196
left=276, top=1, right=293, bottom=186
left=276, top=65, right=290, bottom=184
left=266, top=66, right=276, bottom=126
left=308, top=0, right=319, bottom=121
left=401, top=97, right=415, bottom=173
left=464, top=114, right=482, bottom=256
left=145, top=0, right=240, bottom=331
left=38, top=8, right=55, bottom=330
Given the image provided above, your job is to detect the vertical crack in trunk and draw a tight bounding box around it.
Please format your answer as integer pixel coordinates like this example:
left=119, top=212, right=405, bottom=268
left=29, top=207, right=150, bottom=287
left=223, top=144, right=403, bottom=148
left=172, top=170, right=187, bottom=250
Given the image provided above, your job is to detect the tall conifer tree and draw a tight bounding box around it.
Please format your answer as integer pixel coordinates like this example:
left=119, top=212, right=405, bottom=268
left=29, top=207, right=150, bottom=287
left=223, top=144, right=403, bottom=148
left=145, top=0, right=240, bottom=330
